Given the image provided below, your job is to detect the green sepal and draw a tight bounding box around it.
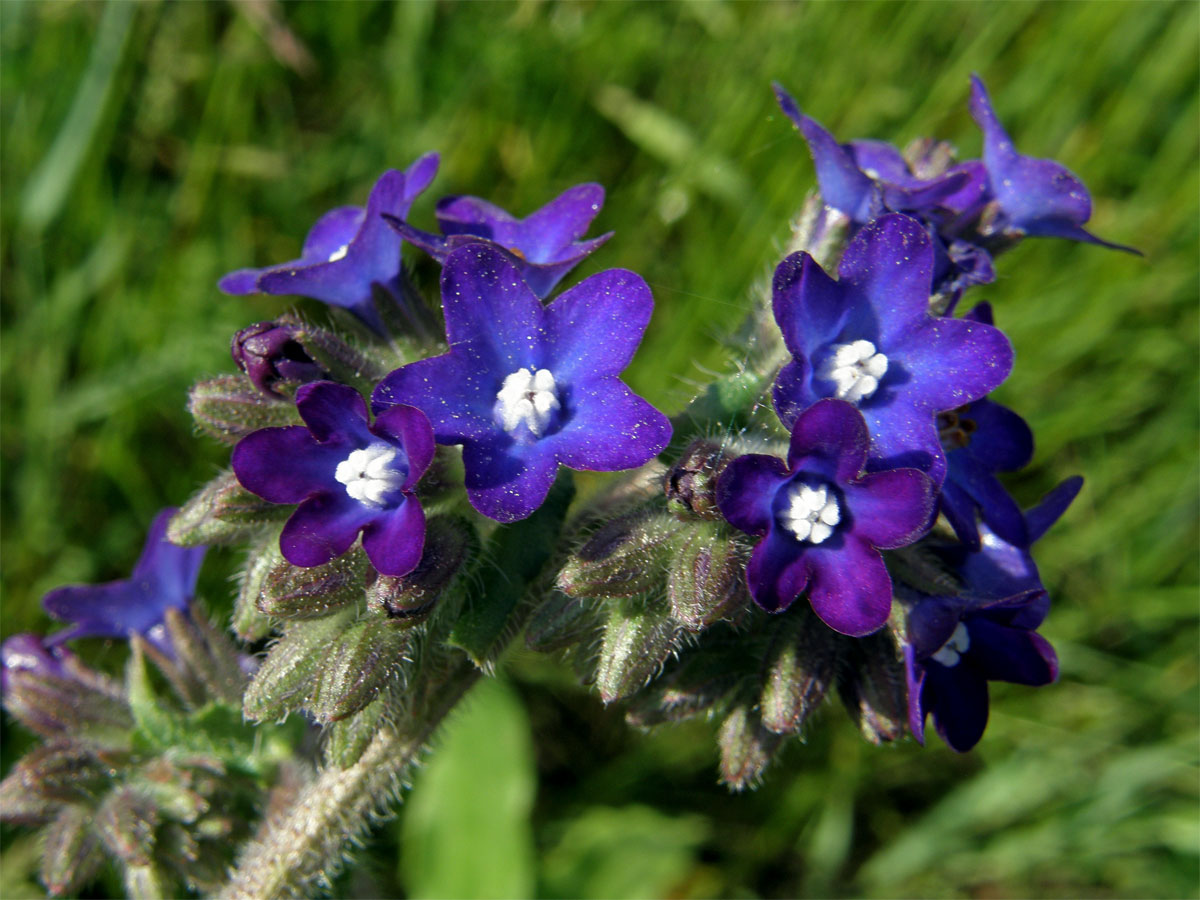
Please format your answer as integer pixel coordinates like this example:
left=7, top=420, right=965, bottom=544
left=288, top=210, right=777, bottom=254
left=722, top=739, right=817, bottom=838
left=168, top=470, right=289, bottom=547
left=556, top=510, right=680, bottom=600
left=837, top=630, right=908, bottom=744
left=525, top=590, right=600, bottom=653
left=95, top=786, right=158, bottom=867
left=759, top=605, right=840, bottom=735
left=595, top=594, right=682, bottom=703
left=242, top=610, right=354, bottom=723
left=187, top=373, right=301, bottom=445
left=288, top=314, right=390, bottom=397
left=323, top=693, right=390, bottom=769
left=449, top=472, right=575, bottom=666
left=308, top=616, right=413, bottom=723
left=717, top=704, right=783, bottom=791
left=233, top=532, right=284, bottom=641
left=665, top=523, right=749, bottom=630
left=258, top=548, right=369, bottom=620
left=40, top=804, right=105, bottom=898
left=368, top=515, right=477, bottom=625
left=663, top=369, right=771, bottom=461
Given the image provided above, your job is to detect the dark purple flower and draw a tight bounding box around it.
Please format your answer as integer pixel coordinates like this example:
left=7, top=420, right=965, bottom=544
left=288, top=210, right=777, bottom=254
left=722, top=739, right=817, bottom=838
left=41, top=508, right=207, bottom=654
left=716, top=399, right=935, bottom=635
left=902, top=476, right=1081, bottom=751
left=231, top=320, right=327, bottom=397
left=218, top=153, right=440, bottom=329
left=232, top=382, right=434, bottom=576
left=771, top=214, right=1014, bottom=485
left=384, top=183, right=613, bottom=298
left=773, top=83, right=976, bottom=227
left=938, top=302, right=1033, bottom=548
left=969, top=75, right=1138, bottom=254
left=372, top=243, right=671, bottom=523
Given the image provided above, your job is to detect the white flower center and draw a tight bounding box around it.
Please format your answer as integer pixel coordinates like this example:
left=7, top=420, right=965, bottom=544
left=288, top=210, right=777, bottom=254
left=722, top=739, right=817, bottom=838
left=334, top=442, right=405, bottom=508
left=780, top=482, right=841, bottom=544
left=931, top=622, right=971, bottom=667
left=495, top=367, right=561, bottom=437
left=821, top=339, right=888, bottom=403
left=327, top=243, right=350, bottom=262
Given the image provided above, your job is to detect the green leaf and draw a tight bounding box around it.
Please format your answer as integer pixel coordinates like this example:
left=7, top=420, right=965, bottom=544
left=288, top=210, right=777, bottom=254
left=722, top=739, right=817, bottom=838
left=399, top=678, right=536, bottom=900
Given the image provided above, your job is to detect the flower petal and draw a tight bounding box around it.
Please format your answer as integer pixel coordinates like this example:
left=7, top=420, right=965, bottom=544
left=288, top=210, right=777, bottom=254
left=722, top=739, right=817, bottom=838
left=233, top=426, right=341, bottom=503
left=372, top=352, right=495, bottom=442
left=361, top=498, right=426, bottom=577
left=745, top=528, right=814, bottom=613
left=716, top=453, right=791, bottom=537
left=967, top=619, right=1058, bottom=686
left=518, top=183, right=606, bottom=259
left=279, top=493, right=373, bottom=568
left=805, top=534, right=893, bottom=636
left=545, top=269, right=653, bottom=381
left=550, top=379, right=671, bottom=472
left=371, top=404, right=436, bottom=491
left=218, top=268, right=265, bottom=295
left=926, top=660, right=990, bottom=752
left=132, top=508, right=207, bottom=602
left=785, top=398, right=870, bottom=483
left=1025, top=475, right=1083, bottom=543
left=837, top=214, right=935, bottom=349
left=846, top=467, right=935, bottom=549
left=295, top=382, right=372, bottom=446
left=772, top=251, right=847, bottom=363
left=302, top=206, right=366, bottom=261
left=462, top=436, right=559, bottom=523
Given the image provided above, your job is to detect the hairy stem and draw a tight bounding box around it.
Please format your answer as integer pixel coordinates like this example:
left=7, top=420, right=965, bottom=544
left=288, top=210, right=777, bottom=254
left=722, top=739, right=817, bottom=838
left=219, top=662, right=480, bottom=899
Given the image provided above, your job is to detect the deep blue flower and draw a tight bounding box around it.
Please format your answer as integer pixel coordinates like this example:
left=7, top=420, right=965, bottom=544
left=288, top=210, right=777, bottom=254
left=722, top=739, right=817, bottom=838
left=968, top=75, right=1139, bottom=253
left=716, top=399, right=935, bottom=635
left=771, top=214, right=1014, bottom=486
left=372, top=243, right=671, bottom=523
left=232, top=381, right=434, bottom=577
left=219, top=153, right=440, bottom=330
left=902, top=476, right=1081, bottom=751
left=41, top=508, right=207, bottom=655
left=384, top=183, right=613, bottom=298
left=938, top=302, right=1034, bottom=549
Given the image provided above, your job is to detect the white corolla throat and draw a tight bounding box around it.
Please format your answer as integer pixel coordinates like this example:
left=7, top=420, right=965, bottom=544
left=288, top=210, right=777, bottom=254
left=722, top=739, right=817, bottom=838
left=496, top=367, right=561, bottom=437
left=334, top=443, right=405, bottom=508
left=327, top=243, right=350, bottom=262
left=780, top=482, right=841, bottom=544
left=821, top=339, right=888, bottom=403
left=931, top=622, right=971, bottom=667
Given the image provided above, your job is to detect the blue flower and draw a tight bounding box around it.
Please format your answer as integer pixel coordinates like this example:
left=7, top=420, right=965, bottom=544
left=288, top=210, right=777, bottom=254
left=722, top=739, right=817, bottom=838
left=969, top=75, right=1139, bottom=253
left=771, top=214, right=1014, bottom=486
left=902, top=476, right=1082, bottom=751
left=384, top=182, right=613, bottom=298
left=219, top=153, right=440, bottom=330
left=232, top=382, right=434, bottom=577
left=41, top=509, right=207, bottom=655
left=372, top=243, right=671, bottom=522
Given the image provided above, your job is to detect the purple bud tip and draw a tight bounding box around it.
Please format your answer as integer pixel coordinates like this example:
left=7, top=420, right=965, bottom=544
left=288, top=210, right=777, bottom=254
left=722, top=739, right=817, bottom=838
left=231, top=321, right=327, bottom=396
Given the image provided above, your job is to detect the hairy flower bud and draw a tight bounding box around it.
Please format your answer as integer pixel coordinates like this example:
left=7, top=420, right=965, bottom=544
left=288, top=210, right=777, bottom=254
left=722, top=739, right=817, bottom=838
left=170, top=470, right=290, bottom=547
left=557, top=511, right=681, bottom=599
left=188, top=374, right=302, bottom=445
left=95, top=786, right=158, bottom=866
left=259, top=550, right=370, bottom=620
left=759, top=606, right=840, bottom=734
left=41, top=806, right=105, bottom=897
left=595, top=595, right=682, bottom=703
left=308, top=618, right=412, bottom=723
left=231, top=320, right=328, bottom=397
left=717, top=705, right=783, bottom=791
left=664, top=439, right=737, bottom=521
left=243, top=611, right=353, bottom=722
left=838, top=630, right=908, bottom=744
left=367, top=516, right=475, bottom=624
left=525, top=591, right=600, bottom=653
left=624, top=644, right=746, bottom=727
left=285, top=317, right=389, bottom=398
left=666, top=524, right=749, bottom=629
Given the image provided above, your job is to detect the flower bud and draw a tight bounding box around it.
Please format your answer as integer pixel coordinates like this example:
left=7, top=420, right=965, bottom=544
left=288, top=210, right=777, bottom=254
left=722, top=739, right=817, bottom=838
left=787, top=191, right=852, bottom=269
left=169, top=471, right=290, bottom=547
left=525, top=591, right=599, bottom=653
left=162, top=608, right=246, bottom=706
left=838, top=630, right=908, bottom=744
left=231, top=320, right=327, bottom=397
left=557, top=511, right=681, bottom=599
left=759, top=606, right=840, bottom=734
left=41, top=806, right=104, bottom=897
left=666, top=524, right=749, bottom=629
left=243, top=611, right=353, bottom=722
left=664, top=439, right=737, bottom=521
left=188, top=374, right=302, bottom=445
left=95, top=786, right=158, bottom=866
left=624, top=645, right=744, bottom=727
left=902, top=137, right=957, bottom=180
left=717, top=705, right=783, bottom=791
left=259, top=550, right=369, bottom=620
left=595, top=596, right=682, bottom=703
left=233, top=535, right=283, bottom=641
left=308, top=618, right=412, bottom=723
left=323, top=694, right=389, bottom=769
left=367, top=516, right=475, bottom=624
left=11, top=741, right=114, bottom=805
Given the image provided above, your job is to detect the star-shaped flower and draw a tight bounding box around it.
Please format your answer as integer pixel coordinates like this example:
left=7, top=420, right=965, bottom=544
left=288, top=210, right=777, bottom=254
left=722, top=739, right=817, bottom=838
left=232, top=381, right=434, bottom=576
left=372, top=243, right=671, bottom=523
left=716, top=399, right=935, bottom=635
left=969, top=75, right=1138, bottom=253
left=901, top=476, right=1081, bottom=751
left=41, top=508, right=207, bottom=654
left=218, top=153, right=440, bottom=329
left=771, top=213, right=1014, bottom=485
left=384, top=183, right=613, bottom=298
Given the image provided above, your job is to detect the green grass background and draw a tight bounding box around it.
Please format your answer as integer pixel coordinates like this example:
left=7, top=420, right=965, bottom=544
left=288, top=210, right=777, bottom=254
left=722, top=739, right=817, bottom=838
left=2, top=1, right=1196, bottom=897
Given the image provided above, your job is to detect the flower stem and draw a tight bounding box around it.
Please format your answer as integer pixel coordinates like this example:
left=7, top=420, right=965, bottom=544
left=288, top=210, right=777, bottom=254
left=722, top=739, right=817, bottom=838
left=218, top=661, right=480, bottom=899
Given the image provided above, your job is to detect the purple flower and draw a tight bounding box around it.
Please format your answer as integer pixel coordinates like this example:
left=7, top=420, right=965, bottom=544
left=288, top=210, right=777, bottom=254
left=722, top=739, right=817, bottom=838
left=218, top=153, right=440, bottom=329
left=969, top=75, right=1138, bottom=253
left=772, top=83, right=977, bottom=227
left=938, top=302, right=1034, bottom=549
left=384, top=183, right=613, bottom=298
left=232, top=382, right=434, bottom=576
left=231, top=320, right=327, bottom=397
left=372, top=244, right=671, bottom=523
left=771, top=214, right=1014, bottom=485
left=1, top=633, right=72, bottom=695
left=716, top=399, right=935, bottom=635
left=902, top=476, right=1081, bottom=751
left=41, top=508, right=207, bottom=654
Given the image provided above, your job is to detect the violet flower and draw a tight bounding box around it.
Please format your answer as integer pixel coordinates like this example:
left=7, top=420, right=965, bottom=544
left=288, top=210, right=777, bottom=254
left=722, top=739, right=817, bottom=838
left=938, top=302, right=1034, bottom=549
left=771, top=214, right=1014, bottom=485
left=902, top=476, right=1081, bottom=751
left=384, top=183, right=613, bottom=298
left=232, top=381, right=434, bottom=577
left=219, top=153, right=440, bottom=329
left=41, top=508, right=207, bottom=654
left=231, top=320, right=327, bottom=397
left=715, top=399, right=935, bottom=635
left=372, top=243, right=671, bottom=523
left=969, top=75, right=1138, bottom=253
left=1, top=633, right=71, bottom=695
